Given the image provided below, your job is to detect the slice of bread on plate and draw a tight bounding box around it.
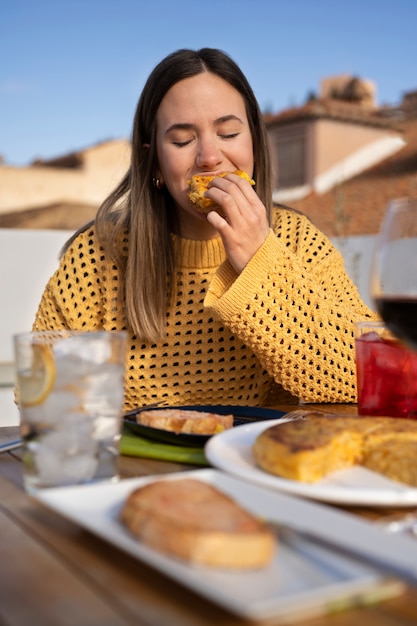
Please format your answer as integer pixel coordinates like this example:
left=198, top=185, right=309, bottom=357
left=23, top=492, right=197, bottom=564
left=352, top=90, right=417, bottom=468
left=120, top=478, right=275, bottom=569
left=137, top=408, right=233, bottom=435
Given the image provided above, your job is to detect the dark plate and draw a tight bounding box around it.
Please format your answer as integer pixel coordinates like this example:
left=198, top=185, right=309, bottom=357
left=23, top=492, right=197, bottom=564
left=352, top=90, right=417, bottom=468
left=123, top=405, right=286, bottom=447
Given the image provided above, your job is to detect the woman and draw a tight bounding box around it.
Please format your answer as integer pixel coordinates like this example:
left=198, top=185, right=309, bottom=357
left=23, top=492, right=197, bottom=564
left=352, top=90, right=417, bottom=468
left=33, top=48, right=374, bottom=411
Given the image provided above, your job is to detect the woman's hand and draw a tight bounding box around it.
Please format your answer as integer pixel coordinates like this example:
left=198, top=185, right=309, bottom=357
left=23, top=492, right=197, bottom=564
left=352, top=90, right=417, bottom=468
left=205, top=172, right=270, bottom=273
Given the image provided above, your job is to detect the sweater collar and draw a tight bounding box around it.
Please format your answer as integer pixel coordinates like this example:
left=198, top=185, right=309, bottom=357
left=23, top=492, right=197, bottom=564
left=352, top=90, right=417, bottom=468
left=172, top=234, right=226, bottom=269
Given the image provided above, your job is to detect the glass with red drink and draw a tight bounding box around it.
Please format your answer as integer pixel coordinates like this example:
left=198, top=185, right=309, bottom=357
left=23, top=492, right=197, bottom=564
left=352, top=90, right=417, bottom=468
left=355, top=321, right=417, bottom=418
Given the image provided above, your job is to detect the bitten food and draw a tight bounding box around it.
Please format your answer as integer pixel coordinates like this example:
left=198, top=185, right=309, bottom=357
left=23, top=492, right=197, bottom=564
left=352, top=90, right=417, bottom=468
left=363, top=440, right=417, bottom=487
left=187, top=170, right=255, bottom=215
left=253, top=413, right=417, bottom=486
left=137, top=408, right=234, bottom=435
left=120, top=478, right=276, bottom=568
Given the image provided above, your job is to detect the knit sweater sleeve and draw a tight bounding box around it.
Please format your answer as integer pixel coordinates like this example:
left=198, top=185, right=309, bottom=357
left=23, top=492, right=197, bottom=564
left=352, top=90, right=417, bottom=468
left=32, top=228, right=115, bottom=332
left=204, top=211, right=376, bottom=403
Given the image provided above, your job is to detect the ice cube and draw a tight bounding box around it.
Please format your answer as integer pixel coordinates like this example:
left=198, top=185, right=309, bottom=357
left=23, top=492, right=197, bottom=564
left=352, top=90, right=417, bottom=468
left=54, top=353, right=94, bottom=386
left=32, top=428, right=98, bottom=485
left=35, top=447, right=98, bottom=484
left=92, top=415, right=120, bottom=441
left=61, top=453, right=98, bottom=482
left=53, top=334, right=111, bottom=365
left=82, top=363, right=125, bottom=415
left=22, top=390, right=79, bottom=425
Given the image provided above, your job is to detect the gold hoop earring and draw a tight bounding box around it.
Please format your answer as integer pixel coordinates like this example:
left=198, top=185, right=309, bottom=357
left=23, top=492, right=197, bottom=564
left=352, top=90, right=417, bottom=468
left=152, top=177, right=163, bottom=190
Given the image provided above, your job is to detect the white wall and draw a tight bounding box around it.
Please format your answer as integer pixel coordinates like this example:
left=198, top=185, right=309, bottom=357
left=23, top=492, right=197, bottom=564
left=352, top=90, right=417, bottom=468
left=0, top=229, right=72, bottom=364
left=332, top=234, right=377, bottom=311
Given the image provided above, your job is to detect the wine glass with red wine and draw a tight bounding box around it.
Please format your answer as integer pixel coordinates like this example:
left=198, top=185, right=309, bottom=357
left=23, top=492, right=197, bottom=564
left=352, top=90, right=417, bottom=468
left=371, top=198, right=417, bottom=351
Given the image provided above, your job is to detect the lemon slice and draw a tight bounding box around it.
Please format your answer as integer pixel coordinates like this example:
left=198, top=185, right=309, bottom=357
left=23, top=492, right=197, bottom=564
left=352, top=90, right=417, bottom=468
left=18, top=344, right=56, bottom=407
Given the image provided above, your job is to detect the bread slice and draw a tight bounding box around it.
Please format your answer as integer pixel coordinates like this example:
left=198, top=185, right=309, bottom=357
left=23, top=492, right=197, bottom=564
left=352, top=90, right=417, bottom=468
left=120, top=478, right=275, bottom=568
left=187, top=170, right=255, bottom=215
left=253, top=413, right=417, bottom=485
left=137, top=408, right=233, bottom=435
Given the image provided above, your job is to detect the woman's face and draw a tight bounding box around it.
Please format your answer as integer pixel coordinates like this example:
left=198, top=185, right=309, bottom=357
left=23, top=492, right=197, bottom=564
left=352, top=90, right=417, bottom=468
left=155, top=72, right=254, bottom=238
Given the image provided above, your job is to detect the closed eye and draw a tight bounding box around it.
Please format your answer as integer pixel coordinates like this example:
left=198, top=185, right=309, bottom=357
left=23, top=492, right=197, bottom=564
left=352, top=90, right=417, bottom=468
left=219, top=132, right=240, bottom=140
left=172, top=139, right=193, bottom=147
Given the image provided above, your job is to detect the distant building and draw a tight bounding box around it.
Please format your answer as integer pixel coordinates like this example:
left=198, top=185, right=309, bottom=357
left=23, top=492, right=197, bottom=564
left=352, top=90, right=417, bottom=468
left=264, top=75, right=417, bottom=236
left=266, top=76, right=399, bottom=197
left=0, top=139, right=130, bottom=229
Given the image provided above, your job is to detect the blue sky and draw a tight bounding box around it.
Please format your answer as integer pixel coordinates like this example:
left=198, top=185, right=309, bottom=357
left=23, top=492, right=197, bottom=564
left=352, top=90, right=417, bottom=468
left=1, top=0, right=416, bottom=166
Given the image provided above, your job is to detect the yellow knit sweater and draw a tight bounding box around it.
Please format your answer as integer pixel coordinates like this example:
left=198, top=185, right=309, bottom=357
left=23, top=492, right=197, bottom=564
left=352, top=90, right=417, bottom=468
left=33, top=209, right=374, bottom=411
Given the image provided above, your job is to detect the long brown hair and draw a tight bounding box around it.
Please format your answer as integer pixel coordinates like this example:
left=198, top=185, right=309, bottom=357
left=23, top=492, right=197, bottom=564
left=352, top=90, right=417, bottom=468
left=87, top=48, right=273, bottom=342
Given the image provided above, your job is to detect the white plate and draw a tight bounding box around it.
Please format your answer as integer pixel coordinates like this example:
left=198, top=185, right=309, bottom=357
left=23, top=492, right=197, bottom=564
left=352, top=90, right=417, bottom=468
left=35, top=469, right=405, bottom=622
left=205, top=418, right=417, bottom=507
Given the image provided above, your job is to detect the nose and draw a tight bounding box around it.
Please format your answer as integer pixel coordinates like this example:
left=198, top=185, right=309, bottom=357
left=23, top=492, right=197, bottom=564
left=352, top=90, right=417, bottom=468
left=195, top=134, right=223, bottom=170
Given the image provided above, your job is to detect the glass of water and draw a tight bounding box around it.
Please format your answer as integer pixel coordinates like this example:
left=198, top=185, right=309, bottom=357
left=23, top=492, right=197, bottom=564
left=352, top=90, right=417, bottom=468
left=14, top=330, right=127, bottom=493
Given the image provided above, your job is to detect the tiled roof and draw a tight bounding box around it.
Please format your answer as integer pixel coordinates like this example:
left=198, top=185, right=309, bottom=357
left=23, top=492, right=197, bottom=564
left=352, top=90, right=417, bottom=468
left=265, top=98, right=397, bottom=130
left=286, top=116, right=417, bottom=237
left=0, top=201, right=98, bottom=229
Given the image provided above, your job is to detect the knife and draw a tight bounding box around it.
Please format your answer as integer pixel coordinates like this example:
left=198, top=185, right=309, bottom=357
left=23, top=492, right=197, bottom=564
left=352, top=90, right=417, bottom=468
left=0, top=438, right=22, bottom=453
left=270, top=514, right=417, bottom=586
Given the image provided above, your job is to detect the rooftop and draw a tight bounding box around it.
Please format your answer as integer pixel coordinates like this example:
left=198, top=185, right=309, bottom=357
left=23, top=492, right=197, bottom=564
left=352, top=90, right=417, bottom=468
left=287, top=115, right=417, bottom=236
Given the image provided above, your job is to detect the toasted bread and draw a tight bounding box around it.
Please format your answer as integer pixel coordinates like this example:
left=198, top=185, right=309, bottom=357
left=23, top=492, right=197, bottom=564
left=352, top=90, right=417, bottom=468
left=120, top=478, right=276, bottom=568
left=253, top=414, right=417, bottom=485
left=137, top=408, right=233, bottom=435
left=188, top=170, right=255, bottom=215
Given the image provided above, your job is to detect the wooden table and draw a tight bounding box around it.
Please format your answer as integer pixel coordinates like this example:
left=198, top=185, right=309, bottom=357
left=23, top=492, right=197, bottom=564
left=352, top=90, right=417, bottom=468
left=1, top=404, right=417, bottom=626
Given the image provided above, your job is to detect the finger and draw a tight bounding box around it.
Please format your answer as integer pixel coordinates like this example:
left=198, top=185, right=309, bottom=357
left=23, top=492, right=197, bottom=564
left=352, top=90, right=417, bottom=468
left=206, top=209, right=229, bottom=229
left=209, top=174, right=258, bottom=215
